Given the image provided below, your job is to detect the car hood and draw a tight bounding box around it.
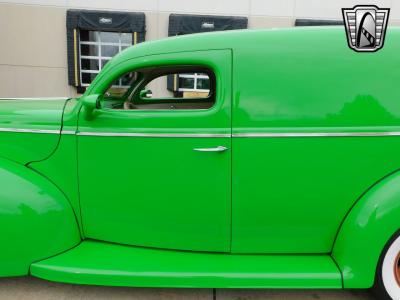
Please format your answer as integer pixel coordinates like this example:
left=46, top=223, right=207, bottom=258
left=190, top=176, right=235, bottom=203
left=0, top=98, right=69, bottom=164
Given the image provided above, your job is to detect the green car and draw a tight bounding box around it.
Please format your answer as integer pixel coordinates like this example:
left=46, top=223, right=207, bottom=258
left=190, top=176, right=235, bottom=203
left=1, top=27, right=400, bottom=299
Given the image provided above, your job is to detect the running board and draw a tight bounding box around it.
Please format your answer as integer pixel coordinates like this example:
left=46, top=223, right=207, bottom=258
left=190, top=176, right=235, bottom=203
left=30, top=240, right=342, bottom=288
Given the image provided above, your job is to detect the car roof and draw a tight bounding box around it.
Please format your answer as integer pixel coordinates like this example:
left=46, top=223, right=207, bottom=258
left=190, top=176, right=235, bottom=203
left=105, top=26, right=400, bottom=71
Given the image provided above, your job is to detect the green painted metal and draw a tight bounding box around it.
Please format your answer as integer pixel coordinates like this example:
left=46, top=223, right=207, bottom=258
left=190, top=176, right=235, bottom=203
left=0, top=156, right=80, bottom=276
left=0, top=99, right=66, bottom=164
left=232, top=136, right=400, bottom=254
left=30, top=240, right=342, bottom=288
left=29, top=99, right=84, bottom=235
left=332, top=170, right=400, bottom=288
left=231, top=28, right=400, bottom=254
left=29, top=134, right=83, bottom=236
left=77, top=50, right=232, bottom=252
left=0, top=27, right=400, bottom=288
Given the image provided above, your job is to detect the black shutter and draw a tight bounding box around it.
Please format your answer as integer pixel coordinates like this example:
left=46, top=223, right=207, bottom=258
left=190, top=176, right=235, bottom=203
left=66, top=9, right=146, bottom=88
left=295, top=19, right=343, bottom=26
left=168, top=13, right=248, bottom=36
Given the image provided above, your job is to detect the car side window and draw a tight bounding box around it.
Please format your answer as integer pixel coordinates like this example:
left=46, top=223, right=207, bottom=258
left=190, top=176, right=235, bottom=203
left=104, top=72, right=139, bottom=99
left=100, top=66, right=215, bottom=110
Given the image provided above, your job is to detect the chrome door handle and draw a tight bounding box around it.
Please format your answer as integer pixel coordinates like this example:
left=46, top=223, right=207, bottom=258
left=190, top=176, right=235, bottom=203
left=193, top=146, right=228, bottom=152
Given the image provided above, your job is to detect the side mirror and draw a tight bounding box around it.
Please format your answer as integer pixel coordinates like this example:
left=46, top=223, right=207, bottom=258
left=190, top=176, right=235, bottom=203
left=139, top=89, right=153, bottom=99
left=81, top=94, right=100, bottom=120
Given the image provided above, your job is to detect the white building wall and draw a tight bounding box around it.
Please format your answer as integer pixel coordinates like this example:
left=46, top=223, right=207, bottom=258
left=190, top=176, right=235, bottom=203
left=0, top=0, right=399, bottom=97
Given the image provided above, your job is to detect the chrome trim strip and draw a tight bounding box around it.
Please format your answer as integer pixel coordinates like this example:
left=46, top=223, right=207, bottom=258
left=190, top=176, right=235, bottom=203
left=5, top=129, right=397, bottom=138
left=0, top=128, right=60, bottom=134
left=0, top=128, right=75, bottom=135
left=77, top=132, right=230, bottom=138
left=61, top=130, right=76, bottom=135
left=233, top=132, right=400, bottom=138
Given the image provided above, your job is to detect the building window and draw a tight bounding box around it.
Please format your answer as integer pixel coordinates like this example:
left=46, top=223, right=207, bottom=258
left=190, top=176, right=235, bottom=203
left=66, top=9, right=146, bottom=92
left=79, top=30, right=133, bottom=87
left=178, top=73, right=210, bottom=92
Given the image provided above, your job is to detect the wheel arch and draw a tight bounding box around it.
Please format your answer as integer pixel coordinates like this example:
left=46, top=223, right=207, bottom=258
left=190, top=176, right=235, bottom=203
left=0, top=157, right=81, bottom=276
left=332, top=169, right=400, bottom=288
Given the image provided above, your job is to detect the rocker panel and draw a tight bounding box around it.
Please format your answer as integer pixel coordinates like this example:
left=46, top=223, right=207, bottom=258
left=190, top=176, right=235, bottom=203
left=31, top=240, right=342, bottom=288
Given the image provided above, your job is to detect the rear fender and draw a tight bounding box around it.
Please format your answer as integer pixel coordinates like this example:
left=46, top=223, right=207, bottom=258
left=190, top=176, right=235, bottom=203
left=332, top=170, right=400, bottom=288
left=0, top=157, right=80, bottom=276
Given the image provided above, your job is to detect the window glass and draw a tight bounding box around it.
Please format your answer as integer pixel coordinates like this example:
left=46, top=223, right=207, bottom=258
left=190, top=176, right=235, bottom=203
left=81, top=59, right=99, bottom=71
left=80, top=44, right=98, bottom=56
left=101, top=59, right=110, bottom=69
left=80, top=30, right=98, bottom=42
left=104, top=72, right=139, bottom=99
left=197, top=76, right=210, bottom=90
left=121, top=33, right=133, bottom=44
left=178, top=73, right=210, bottom=92
left=81, top=73, right=98, bottom=85
left=179, top=76, right=195, bottom=90
left=101, top=45, right=119, bottom=57
left=99, top=32, right=119, bottom=43
left=144, top=72, right=211, bottom=101
left=102, top=67, right=215, bottom=110
left=79, top=30, right=133, bottom=87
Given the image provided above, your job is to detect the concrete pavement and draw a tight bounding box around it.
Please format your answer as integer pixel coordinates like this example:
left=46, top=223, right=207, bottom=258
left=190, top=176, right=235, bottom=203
left=0, top=277, right=377, bottom=300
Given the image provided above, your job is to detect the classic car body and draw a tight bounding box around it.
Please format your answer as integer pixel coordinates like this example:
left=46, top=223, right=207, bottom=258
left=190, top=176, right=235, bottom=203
left=1, top=27, right=400, bottom=294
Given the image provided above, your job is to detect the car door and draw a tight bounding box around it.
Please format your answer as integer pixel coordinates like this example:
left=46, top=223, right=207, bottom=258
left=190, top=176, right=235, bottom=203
left=77, top=50, right=232, bottom=252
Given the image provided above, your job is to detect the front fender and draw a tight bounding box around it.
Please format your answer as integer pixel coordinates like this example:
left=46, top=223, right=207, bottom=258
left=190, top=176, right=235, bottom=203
left=0, top=157, right=80, bottom=276
left=332, top=170, right=400, bottom=288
